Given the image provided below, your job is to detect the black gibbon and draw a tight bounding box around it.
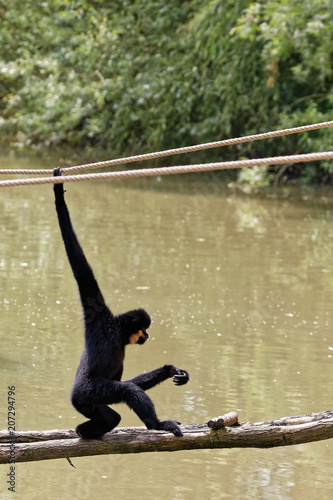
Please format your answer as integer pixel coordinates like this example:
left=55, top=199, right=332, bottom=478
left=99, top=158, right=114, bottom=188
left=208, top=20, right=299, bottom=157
left=53, top=168, right=189, bottom=439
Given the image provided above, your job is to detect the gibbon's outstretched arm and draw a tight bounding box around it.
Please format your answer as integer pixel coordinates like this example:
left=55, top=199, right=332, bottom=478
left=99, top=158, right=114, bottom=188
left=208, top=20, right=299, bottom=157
left=53, top=168, right=106, bottom=311
left=127, top=364, right=190, bottom=391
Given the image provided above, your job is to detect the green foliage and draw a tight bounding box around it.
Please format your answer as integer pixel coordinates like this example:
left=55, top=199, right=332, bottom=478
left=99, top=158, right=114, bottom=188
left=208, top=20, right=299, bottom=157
left=231, top=0, right=333, bottom=183
left=235, top=166, right=273, bottom=193
left=0, top=0, right=333, bottom=183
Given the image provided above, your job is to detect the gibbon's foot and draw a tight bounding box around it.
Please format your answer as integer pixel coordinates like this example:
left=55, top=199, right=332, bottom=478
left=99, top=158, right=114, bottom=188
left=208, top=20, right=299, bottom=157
left=75, top=423, right=105, bottom=440
left=158, top=420, right=183, bottom=437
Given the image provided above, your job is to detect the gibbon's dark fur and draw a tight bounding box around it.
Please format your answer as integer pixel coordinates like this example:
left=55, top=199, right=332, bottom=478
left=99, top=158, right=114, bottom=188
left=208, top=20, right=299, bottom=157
left=53, top=168, right=189, bottom=439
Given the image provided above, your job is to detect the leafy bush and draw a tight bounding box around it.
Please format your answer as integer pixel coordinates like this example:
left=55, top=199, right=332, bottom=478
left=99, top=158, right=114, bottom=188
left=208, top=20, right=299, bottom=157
left=1, top=0, right=333, bottom=183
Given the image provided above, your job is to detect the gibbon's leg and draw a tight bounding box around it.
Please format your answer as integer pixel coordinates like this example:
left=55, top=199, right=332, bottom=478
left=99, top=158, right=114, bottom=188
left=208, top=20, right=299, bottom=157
left=73, top=379, right=183, bottom=437
left=122, top=383, right=183, bottom=436
left=73, top=401, right=121, bottom=439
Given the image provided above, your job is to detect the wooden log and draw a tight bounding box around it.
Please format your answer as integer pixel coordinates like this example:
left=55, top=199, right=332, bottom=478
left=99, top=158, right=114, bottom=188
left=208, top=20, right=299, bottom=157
left=207, top=411, right=239, bottom=429
left=1, top=410, right=333, bottom=464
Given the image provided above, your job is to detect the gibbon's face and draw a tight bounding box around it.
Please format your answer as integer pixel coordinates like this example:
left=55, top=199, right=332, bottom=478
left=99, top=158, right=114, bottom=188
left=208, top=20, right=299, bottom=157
left=129, top=329, right=149, bottom=345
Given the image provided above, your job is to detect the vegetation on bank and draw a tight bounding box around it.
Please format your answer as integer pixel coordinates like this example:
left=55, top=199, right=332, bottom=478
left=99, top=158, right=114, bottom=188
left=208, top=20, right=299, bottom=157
left=1, top=0, right=333, bottom=185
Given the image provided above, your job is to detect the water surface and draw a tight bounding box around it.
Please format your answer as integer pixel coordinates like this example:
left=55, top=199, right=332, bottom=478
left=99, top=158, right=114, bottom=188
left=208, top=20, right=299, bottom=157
left=1, top=159, right=333, bottom=499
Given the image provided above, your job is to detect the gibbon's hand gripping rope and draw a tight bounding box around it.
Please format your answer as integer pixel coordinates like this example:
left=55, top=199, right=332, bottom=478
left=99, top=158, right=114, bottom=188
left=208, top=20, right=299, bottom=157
left=0, top=151, right=333, bottom=188
left=0, top=120, right=333, bottom=176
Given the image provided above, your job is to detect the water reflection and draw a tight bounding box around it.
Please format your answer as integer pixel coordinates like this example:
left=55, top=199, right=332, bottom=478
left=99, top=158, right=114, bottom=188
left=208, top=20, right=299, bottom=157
left=1, top=159, right=333, bottom=498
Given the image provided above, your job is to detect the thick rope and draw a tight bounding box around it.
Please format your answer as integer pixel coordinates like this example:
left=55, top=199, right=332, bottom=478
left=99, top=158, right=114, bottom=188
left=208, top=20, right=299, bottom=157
left=0, top=151, right=332, bottom=188
left=1, top=120, right=333, bottom=175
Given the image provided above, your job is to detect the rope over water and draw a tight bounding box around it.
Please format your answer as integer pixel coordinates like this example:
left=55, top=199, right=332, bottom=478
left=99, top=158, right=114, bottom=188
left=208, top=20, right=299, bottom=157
left=1, top=120, right=333, bottom=176
left=1, top=151, right=333, bottom=188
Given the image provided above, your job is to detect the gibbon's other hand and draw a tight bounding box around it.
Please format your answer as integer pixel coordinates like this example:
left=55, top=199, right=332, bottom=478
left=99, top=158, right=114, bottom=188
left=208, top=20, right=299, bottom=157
left=172, top=369, right=190, bottom=386
left=53, top=167, right=64, bottom=196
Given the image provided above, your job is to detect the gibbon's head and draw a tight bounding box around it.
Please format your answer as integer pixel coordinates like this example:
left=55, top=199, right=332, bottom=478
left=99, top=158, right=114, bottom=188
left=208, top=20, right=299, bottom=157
left=120, top=308, right=151, bottom=345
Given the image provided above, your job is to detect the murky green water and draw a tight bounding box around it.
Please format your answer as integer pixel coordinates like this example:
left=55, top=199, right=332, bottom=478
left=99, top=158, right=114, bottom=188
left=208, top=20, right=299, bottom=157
left=1, top=158, right=333, bottom=499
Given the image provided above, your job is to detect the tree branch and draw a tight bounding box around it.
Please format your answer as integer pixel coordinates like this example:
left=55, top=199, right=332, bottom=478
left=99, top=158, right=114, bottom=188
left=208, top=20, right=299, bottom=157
left=1, top=410, right=332, bottom=464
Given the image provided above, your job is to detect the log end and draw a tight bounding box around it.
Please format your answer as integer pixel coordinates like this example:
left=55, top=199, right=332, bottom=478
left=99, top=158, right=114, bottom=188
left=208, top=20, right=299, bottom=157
left=207, top=412, right=239, bottom=429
